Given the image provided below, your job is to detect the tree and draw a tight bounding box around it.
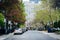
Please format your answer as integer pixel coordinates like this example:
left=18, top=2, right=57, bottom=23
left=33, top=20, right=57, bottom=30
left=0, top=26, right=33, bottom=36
left=2, top=0, right=26, bottom=24
left=0, top=13, right=4, bottom=27
left=34, top=0, right=60, bottom=27
left=0, top=0, right=26, bottom=29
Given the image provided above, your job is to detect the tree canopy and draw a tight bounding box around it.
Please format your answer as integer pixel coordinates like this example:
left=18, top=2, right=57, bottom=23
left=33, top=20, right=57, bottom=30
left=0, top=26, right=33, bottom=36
left=34, top=0, right=60, bottom=24
left=2, top=0, right=26, bottom=24
left=0, top=13, right=4, bottom=27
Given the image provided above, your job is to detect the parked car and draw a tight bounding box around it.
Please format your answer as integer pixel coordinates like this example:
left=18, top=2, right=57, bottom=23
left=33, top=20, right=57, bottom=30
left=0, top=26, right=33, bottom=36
left=38, top=27, right=45, bottom=31
left=22, top=28, right=26, bottom=33
left=22, top=27, right=28, bottom=33
left=14, top=28, right=23, bottom=35
left=51, top=28, right=60, bottom=32
left=48, top=27, right=60, bottom=32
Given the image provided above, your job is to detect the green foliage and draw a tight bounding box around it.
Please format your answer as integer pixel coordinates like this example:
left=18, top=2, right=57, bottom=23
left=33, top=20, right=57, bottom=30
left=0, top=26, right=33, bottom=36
left=34, top=0, right=60, bottom=24
left=0, top=13, right=4, bottom=27
left=5, top=0, right=26, bottom=24
left=35, top=10, right=50, bottom=23
left=1, top=0, right=26, bottom=28
left=20, top=24, right=25, bottom=28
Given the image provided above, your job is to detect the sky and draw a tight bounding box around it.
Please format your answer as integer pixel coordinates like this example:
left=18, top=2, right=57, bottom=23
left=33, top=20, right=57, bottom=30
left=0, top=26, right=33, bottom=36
left=23, top=0, right=40, bottom=3
left=23, top=0, right=29, bottom=2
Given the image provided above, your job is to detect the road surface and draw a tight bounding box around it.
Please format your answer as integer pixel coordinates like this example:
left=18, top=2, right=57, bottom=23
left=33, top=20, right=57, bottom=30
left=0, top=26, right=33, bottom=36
left=4, top=30, right=58, bottom=40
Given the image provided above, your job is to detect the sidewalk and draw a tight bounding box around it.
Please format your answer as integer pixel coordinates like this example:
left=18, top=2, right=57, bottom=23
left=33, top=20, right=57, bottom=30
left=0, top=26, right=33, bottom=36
left=42, top=31, right=60, bottom=40
left=0, top=33, right=13, bottom=40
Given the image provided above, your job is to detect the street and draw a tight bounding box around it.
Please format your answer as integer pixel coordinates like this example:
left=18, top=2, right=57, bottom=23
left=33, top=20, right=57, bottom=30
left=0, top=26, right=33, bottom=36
left=4, top=30, right=58, bottom=40
left=0, top=0, right=60, bottom=40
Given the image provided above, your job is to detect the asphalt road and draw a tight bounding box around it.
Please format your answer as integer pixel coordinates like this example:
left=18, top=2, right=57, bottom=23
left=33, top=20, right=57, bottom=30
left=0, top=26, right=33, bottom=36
left=4, top=30, right=58, bottom=40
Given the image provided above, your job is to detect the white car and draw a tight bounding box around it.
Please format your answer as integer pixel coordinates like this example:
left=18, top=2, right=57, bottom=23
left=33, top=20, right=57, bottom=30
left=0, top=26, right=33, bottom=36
left=14, top=28, right=23, bottom=35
